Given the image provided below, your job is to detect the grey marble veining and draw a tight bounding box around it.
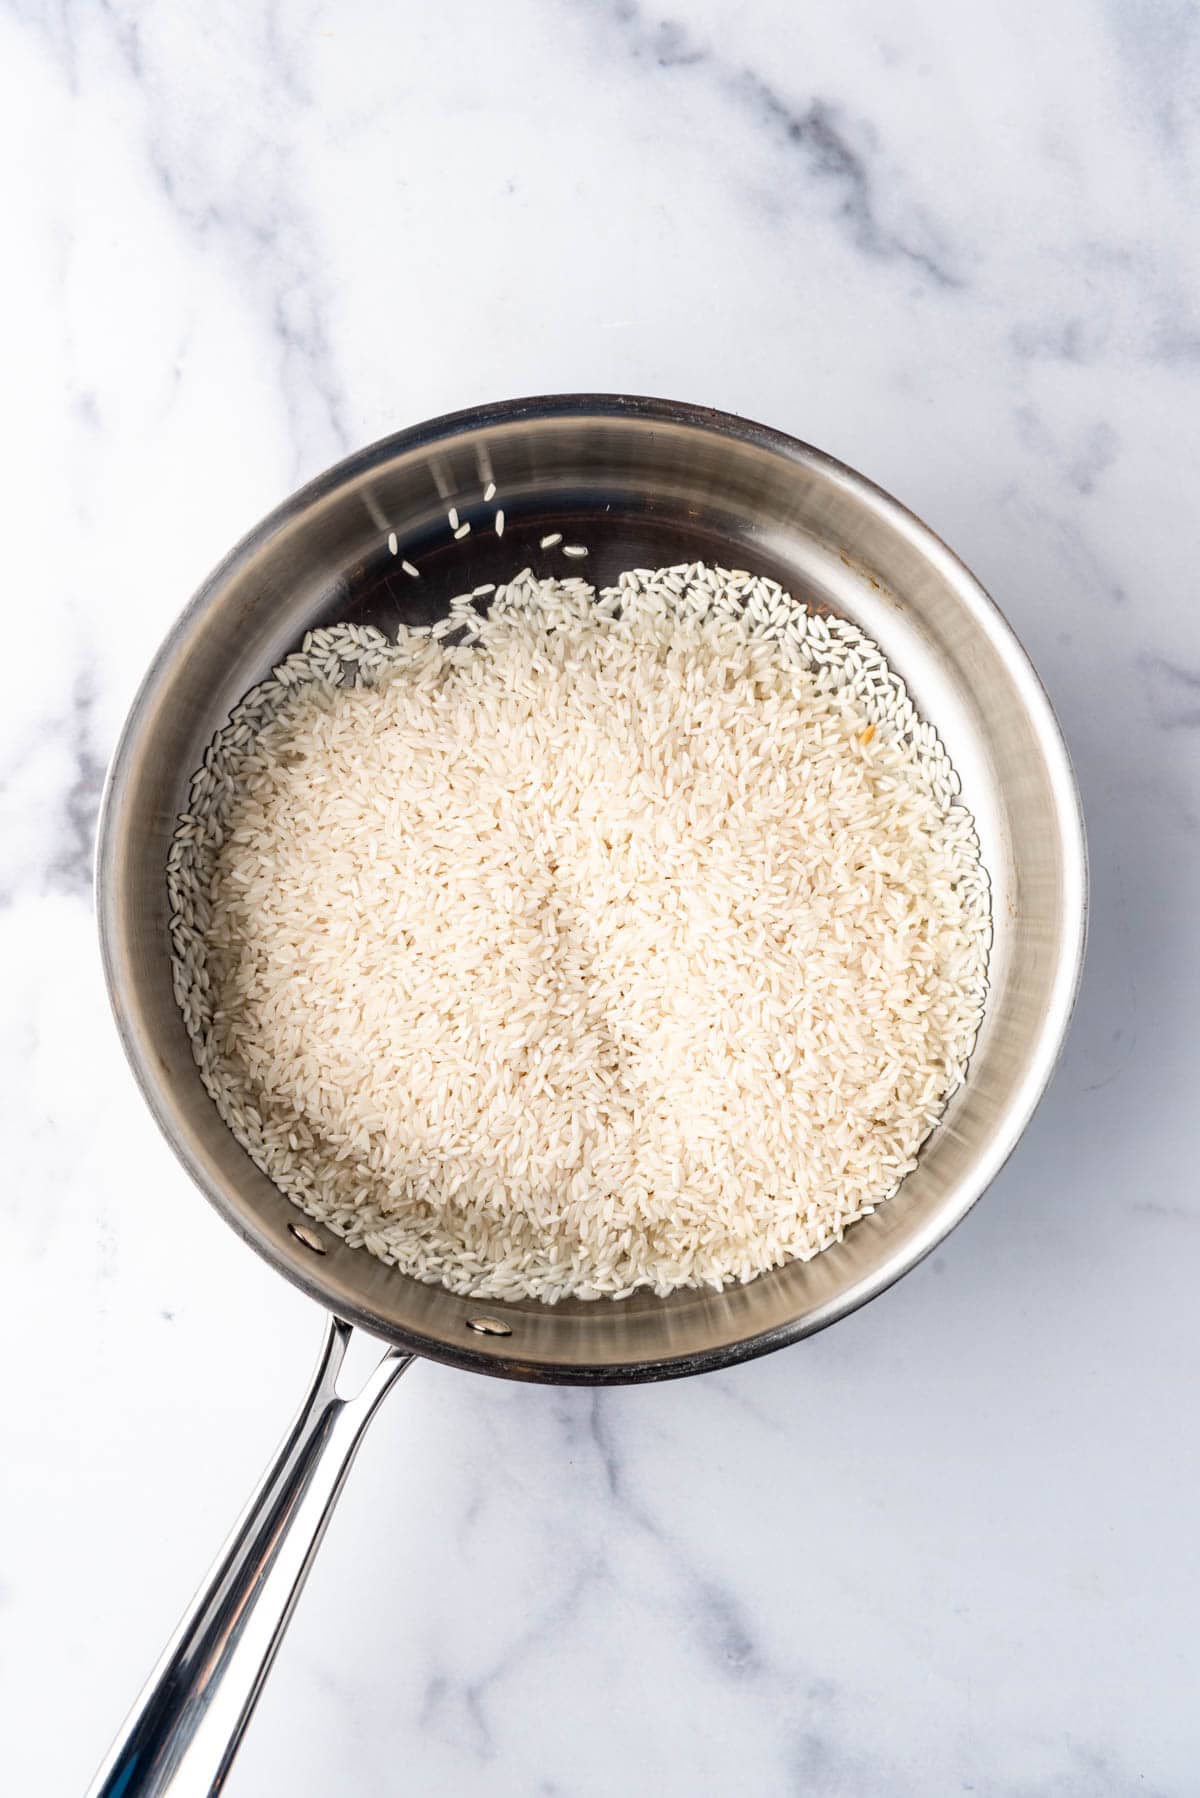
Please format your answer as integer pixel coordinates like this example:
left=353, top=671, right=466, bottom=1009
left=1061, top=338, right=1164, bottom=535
left=2, top=2, right=1198, bottom=1793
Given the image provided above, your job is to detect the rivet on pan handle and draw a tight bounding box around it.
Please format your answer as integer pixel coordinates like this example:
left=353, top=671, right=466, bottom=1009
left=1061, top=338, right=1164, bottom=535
left=467, top=1315, right=512, bottom=1336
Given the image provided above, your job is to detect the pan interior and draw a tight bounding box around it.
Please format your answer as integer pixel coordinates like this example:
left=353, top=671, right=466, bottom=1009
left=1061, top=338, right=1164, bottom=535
left=97, top=397, right=1084, bottom=1382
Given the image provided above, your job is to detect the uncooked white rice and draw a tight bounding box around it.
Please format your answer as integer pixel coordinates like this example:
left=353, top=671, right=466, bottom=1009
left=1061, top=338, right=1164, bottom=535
left=540, top=532, right=563, bottom=549
left=167, top=564, right=990, bottom=1303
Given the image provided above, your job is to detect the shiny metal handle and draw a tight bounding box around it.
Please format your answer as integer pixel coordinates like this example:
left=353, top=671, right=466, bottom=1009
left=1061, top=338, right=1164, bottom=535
left=87, top=1318, right=413, bottom=1798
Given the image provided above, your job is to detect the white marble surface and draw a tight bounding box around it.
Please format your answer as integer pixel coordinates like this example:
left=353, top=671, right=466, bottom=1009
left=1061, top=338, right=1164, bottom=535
left=3, top=1, right=1198, bottom=1792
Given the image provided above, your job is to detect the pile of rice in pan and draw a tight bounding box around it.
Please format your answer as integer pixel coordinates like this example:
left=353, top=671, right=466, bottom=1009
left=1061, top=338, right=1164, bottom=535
left=168, top=562, right=990, bottom=1302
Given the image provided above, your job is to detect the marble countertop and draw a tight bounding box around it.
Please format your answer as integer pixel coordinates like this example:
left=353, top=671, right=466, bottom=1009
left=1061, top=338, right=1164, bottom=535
left=3, top=3, right=1197, bottom=1792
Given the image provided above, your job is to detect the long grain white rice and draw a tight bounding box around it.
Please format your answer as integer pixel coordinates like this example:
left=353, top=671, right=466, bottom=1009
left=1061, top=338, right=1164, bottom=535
left=167, top=564, right=990, bottom=1303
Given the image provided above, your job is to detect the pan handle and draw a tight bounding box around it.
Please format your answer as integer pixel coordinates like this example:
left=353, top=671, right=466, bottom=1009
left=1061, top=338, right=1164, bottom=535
left=86, top=1317, right=413, bottom=1798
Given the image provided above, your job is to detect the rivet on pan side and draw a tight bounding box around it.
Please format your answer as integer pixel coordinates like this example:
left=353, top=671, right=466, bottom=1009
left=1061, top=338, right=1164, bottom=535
left=467, top=1316, right=512, bottom=1336
left=289, top=1222, right=327, bottom=1254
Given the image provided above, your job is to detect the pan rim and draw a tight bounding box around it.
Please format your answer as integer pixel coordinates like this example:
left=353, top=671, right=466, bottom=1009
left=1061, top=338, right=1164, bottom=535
left=95, top=392, right=1088, bottom=1383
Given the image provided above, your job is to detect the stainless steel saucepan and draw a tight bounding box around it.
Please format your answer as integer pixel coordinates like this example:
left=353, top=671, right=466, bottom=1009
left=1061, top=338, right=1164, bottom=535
left=90, top=395, right=1086, bottom=1796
